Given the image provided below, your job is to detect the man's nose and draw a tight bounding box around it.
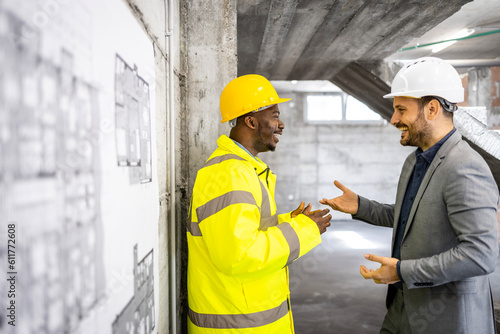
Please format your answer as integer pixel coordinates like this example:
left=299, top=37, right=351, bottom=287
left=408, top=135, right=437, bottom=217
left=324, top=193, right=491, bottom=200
left=278, top=119, right=285, bottom=129
left=390, top=111, right=399, bottom=126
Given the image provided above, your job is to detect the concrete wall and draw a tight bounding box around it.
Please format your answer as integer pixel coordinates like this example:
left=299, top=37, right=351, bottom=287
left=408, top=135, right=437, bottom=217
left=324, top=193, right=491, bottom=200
left=260, top=90, right=414, bottom=220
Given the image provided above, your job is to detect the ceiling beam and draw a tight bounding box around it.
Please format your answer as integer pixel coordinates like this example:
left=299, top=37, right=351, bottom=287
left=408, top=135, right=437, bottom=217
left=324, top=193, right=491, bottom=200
left=331, top=61, right=393, bottom=120
left=255, top=0, right=299, bottom=78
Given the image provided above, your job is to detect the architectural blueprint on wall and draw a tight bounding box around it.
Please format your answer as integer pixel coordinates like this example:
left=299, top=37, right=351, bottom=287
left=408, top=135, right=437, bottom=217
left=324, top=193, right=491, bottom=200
left=115, top=54, right=153, bottom=184
left=0, top=0, right=159, bottom=333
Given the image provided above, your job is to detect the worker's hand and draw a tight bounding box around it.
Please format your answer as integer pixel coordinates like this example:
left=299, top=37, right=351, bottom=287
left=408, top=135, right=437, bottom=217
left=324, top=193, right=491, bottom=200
left=319, top=180, right=358, bottom=215
left=291, top=201, right=307, bottom=218
left=291, top=202, right=330, bottom=234
left=302, top=205, right=331, bottom=234
left=360, top=254, right=400, bottom=285
left=291, top=202, right=323, bottom=218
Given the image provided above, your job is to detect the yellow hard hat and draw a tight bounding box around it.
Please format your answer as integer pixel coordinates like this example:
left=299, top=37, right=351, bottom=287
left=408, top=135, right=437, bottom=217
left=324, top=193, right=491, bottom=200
left=220, top=74, right=291, bottom=123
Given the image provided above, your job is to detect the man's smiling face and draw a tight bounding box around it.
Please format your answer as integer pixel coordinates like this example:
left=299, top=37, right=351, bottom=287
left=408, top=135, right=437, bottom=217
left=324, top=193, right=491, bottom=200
left=253, top=104, right=284, bottom=153
left=391, top=96, right=432, bottom=149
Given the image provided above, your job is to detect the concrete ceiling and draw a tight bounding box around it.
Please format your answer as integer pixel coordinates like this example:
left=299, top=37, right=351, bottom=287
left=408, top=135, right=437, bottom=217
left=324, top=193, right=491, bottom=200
left=237, top=0, right=500, bottom=186
left=387, top=0, right=500, bottom=68
left=238, top=0, right=500, bottom=80
left=237, top=0, right=500, bottom=120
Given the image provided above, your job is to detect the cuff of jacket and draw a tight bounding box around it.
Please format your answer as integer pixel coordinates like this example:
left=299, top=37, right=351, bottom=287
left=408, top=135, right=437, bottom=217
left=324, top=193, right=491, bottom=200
left=397, top=260, right=404, bottom=282
left=351, top=195, right=371, bottom=223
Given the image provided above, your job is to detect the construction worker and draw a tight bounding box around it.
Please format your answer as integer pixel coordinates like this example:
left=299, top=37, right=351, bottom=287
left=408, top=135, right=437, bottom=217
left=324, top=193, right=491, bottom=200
left=187, top=74, right=332, bottom=333
left=321, top=57, right=499, bottom=333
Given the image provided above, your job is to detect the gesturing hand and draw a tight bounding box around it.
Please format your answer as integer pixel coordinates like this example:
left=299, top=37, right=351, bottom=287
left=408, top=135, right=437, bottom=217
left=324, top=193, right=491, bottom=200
left=291, top=201, right=307, bottom=218
left=291, top=201, right=331, bottom=234
left=360, top=254, right=400, bottom=285
left=319, top=180, right=359, bottom=215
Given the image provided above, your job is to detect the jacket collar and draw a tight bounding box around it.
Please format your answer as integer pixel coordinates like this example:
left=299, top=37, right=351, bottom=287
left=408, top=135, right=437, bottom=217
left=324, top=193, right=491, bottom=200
left=217, top=135, right=270, bottom=174
left=397, top=130, right=462, bottom=240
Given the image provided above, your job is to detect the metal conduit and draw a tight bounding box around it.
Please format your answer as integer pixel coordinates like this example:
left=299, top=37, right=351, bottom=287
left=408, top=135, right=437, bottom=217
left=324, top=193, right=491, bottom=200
left=398, top=29, right=500, bottom=52
left=166, top=0, right=177, bottom=332
left=448, top=59, right=500, bottom=68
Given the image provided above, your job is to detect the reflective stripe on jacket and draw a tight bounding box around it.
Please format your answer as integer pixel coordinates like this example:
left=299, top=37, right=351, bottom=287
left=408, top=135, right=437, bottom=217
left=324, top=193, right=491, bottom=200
left=187, top=135, right=322, bottom=333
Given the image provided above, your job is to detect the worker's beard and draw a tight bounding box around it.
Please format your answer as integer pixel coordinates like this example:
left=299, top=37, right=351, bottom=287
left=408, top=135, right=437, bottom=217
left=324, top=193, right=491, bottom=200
left=398, top=109, right=431, bottom=148
left=253, top=125, right=277, bottom=153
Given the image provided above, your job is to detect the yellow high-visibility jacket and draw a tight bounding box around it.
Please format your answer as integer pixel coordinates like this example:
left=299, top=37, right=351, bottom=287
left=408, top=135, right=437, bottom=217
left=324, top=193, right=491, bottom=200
left=187, top=135, right=322, bottom=333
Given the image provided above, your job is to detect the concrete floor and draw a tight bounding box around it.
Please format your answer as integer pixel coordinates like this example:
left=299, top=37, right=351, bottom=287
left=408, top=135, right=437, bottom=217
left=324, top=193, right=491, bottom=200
left=289, top=220, right=500, bottom=334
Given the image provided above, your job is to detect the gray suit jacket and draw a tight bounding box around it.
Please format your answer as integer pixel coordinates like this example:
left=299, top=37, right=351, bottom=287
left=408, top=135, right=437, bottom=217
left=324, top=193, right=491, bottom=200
left=354, top=131, right=499, bottom=334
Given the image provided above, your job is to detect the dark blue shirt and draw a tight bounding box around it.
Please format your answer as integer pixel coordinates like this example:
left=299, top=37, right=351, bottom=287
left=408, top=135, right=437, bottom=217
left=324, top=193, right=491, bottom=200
left=394, top=128, right=456, bottom=288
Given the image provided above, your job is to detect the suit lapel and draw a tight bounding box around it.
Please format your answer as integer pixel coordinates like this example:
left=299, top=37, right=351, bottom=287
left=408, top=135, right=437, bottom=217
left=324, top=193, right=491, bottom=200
left=402, top=131, right=462, bottom=239
left=392, top=155, right=415, bottom=247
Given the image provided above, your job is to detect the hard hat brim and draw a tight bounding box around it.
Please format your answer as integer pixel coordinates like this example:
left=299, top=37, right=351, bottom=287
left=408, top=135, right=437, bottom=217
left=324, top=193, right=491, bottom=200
left=383, top=90, right=464, bottom=103
left=220, top=97, right=292, bottom=123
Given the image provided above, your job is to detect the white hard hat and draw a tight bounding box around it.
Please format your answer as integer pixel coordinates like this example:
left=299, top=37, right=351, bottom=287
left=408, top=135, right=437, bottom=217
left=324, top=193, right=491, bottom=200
left=383, top=57, right=464, bottom=103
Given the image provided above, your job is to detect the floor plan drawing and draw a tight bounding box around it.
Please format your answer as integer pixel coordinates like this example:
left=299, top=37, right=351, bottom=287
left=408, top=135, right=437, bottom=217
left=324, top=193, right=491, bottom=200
left=112, top=244, right=155, bottom=334
left=0, top=5, right=105, bottom=334
left=0, top=0, right=159, bottom=333
left=115, top=54, right=153, bottom=185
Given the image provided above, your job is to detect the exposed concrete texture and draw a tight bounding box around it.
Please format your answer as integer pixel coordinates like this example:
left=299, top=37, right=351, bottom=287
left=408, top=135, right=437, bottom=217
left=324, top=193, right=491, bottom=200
left=126, top=0, right=168, bottom=53
left=179, top=1, right=237, bottom=333
left=490, top=67, right=500, bottom=128
left=468, top=67, right=492, bottom=115
left=260, top=90, right=413, bottom=221
left=237, top=0, right=471, bottom=80
left=153, top=44, right=171, bottom=334
left=180, top=0, right=237, bottom=189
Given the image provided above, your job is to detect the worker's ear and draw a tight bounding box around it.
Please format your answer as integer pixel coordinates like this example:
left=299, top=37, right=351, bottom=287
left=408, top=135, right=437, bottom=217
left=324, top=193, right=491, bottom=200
left=426, top=99, right=440, bottom=120
left=244, top=115, right=258, bottom=129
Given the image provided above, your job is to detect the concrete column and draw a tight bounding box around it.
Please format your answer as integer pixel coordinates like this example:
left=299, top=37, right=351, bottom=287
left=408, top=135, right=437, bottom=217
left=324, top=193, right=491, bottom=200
left=467, top=67, right=492, bottom=124
left=491, top=67, right=500, bottom=128
left=178, top=1, right=237, bottom=333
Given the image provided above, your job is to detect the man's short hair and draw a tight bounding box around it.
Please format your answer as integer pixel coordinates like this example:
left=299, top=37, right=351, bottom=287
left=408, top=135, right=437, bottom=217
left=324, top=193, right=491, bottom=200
left=418, top=96, right=454, bottom=118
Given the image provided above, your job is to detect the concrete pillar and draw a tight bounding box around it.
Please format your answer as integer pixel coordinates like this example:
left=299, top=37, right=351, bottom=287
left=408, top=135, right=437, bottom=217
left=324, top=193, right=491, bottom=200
left=491, top=67, right=500, bottom=129
left=467, top=67, right=492, bottom=125
left=178, top=1, right=237, bottom=333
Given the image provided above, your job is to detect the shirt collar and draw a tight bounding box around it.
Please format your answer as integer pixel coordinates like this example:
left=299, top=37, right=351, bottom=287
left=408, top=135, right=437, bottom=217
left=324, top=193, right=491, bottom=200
left=231, top=139, right=259, bottom=162
left=415, top=128, right=456, bottom=164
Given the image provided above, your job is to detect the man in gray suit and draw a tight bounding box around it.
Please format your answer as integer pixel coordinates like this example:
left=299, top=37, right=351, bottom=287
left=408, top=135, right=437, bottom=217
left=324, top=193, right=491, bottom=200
left=321, top=57, right=499, bottom=333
